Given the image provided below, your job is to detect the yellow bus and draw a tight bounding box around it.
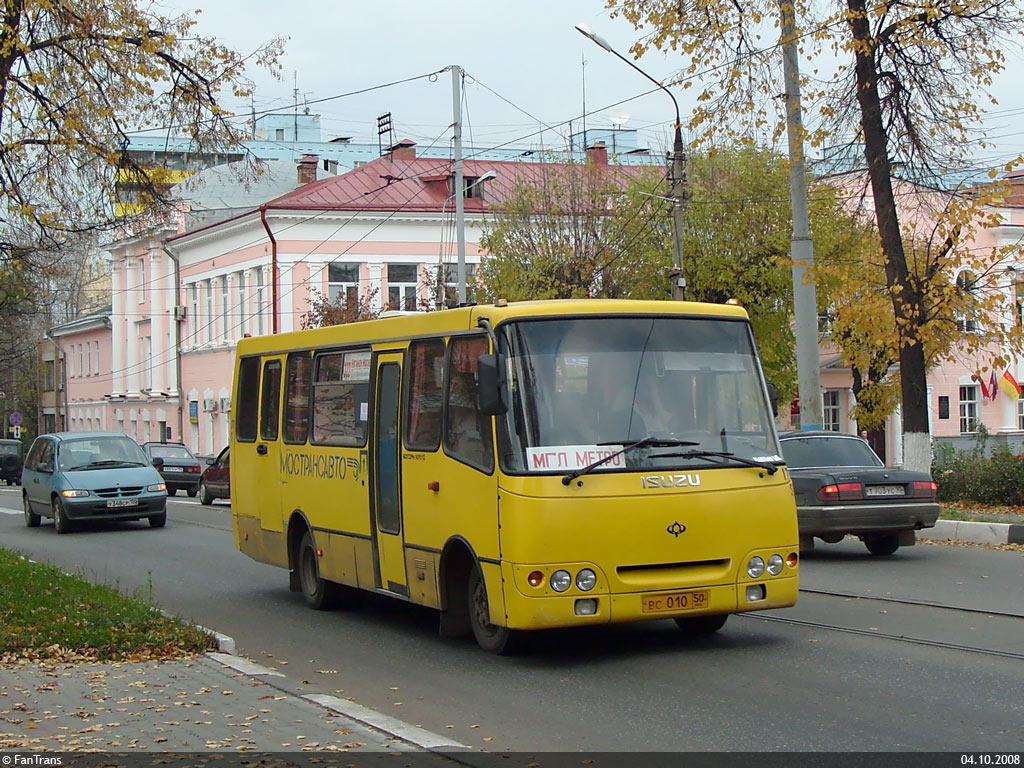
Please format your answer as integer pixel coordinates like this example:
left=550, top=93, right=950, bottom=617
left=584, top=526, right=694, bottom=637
left=231, top=299, right=799, bottom=653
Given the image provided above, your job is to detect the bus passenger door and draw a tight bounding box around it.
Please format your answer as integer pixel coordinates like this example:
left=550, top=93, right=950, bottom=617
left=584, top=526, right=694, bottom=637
left=256, top=356, right=285, bottom=533
left=371, top=352, right=407, bottom=595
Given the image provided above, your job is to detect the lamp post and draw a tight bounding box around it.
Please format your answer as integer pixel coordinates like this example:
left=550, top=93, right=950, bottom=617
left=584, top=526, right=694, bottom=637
left=575, top=23, right=687, bottom=300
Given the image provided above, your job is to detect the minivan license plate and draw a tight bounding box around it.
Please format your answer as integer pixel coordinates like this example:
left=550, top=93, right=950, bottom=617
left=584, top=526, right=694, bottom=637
left=641, top=590, right=710, bottom=613
left=106, top=498, right=138, bottom=508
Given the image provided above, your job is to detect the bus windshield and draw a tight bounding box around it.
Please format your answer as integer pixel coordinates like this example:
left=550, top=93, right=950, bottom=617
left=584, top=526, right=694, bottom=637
left=496, top=316, right=782, bottom=474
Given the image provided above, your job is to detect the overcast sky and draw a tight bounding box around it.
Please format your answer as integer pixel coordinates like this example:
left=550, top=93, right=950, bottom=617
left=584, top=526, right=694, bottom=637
left=156, top=0, right=1024, bottom=167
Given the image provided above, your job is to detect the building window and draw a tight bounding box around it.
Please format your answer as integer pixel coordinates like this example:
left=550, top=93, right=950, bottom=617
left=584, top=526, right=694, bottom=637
left=959, top=385, right=979, bottom=434
left=955, top=271, right=978, bottom=333
left=220, top=275, right=230, bottom=340
left=938, top=395, right=950, bottom=420
left=387, top=264, right=419, bottom=311
left=205, top=280, right=214, bottom=344
left=78, top=344, right=83, bottom=376
left=823, top=390, right=840, bottom=432
left=94, top=341, right=100, bottom=375
left=86, top=343, right=92, bottom=376
left=311, top=350, right=371, bottom=446
left=236, top=272, right=247, bottom=337
left=254, top=268, right=265, bottom=336
left=137, top=258, right=146, bottom=304
left=328, top=263, right=360, bottom=306
left=43, top=360, right=55, bottom=392
left=190, top=283, right=199, bottom=345
left=442, top=262, right=476, bottom=306
left=1017, top=397, right=1024, bottom=430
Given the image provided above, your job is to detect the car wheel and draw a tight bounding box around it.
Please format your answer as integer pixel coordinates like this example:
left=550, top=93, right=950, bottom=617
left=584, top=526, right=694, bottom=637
left=297, top=531, right=342, bottom=610
left=52, top=496, right=72, bottom=534
left=198, top=480, right=213, bottom=505
left=468, top=564, right=526, bottom=654
left=167, top=487, right=178, bottom=496
left=864, top=533, right=900, bottom=556
left=23, top=495, right=40, bottom=528
left=149, top=511, right=167, bottom=528
left=5, top=479, right=12, bottom=486
left=674, top=614, right=728, bottom=635
left=186, top=487, right=197, bottom=498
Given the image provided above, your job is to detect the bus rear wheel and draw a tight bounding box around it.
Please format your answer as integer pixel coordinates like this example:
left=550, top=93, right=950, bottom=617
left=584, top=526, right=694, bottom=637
left=298, top=531, right=341, bottom=610
left=674, top=614, right=728, bottom=636
left=468, top=565, right=525, bottom=655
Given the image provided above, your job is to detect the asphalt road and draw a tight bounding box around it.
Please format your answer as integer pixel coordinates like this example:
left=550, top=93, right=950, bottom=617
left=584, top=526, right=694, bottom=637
left=1, top=486, right=1021, bottom=752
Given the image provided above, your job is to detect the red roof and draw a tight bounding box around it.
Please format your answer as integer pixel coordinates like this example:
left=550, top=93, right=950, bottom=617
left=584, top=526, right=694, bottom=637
left=261, top=145, right=660, bottom=214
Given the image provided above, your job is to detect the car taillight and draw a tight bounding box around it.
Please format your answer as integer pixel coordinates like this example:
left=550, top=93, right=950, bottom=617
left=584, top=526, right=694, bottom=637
left=817, top=482, right=864, bottom=501
left=188, top=466, right=200, bottom=473
left=912, top=480, right=937, bottom=498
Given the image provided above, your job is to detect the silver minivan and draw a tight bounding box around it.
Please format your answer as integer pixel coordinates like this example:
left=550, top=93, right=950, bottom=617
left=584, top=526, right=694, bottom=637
left=22, top=432, right=168, bottom=533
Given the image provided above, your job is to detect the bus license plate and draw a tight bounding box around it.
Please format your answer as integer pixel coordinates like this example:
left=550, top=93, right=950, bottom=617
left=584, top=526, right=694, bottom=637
left=641, top=590, right=710, bottom=613
left=106, top=498, right=139, bottom=508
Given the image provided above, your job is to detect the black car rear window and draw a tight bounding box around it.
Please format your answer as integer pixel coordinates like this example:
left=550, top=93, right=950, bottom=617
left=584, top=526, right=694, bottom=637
left=781, top=436, right=883, bottom=468
left=148, top=445, right=195, bottom=460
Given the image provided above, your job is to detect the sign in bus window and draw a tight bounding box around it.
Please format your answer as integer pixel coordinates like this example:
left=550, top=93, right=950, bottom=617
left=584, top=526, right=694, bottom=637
left=405, top=338, right=445, bottom=451
left=312, top=350, right=370, bottom=446
left=444, top=336, right=493, bottom=472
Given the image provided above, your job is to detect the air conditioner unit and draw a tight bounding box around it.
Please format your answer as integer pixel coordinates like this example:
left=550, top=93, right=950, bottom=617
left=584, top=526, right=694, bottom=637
left=202, top=398, right=218, bottom=412
left=173, top=305, right=187, bottom=321
left=219, top=397, right=232, bottom=412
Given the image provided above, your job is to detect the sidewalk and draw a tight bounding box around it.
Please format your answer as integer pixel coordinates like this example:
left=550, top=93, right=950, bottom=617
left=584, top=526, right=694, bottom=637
left=0, top=647, right=467, bottom=754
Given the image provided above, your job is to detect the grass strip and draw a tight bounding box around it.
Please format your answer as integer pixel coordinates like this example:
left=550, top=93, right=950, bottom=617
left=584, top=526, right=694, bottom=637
left=0, top=547, right=215, bottom=662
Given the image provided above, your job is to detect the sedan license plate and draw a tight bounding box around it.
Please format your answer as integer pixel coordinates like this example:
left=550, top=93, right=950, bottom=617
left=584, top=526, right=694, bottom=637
left=106, top=498, right=139, bottom=508
left=865, top=485, right=905, bottom=497
left=163, top=466, right=183, bottom=472
left=641, top=590, right=710, bottom=613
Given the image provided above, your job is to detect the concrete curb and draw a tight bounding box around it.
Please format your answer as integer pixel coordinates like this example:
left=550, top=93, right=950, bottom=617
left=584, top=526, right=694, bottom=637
left=204, top=644, right=468, bottom=752
left=919, top=519, right=1024, bottom=546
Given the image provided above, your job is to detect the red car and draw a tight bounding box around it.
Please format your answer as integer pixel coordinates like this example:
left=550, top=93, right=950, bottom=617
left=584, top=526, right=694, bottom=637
left=198, top=447, right=230, bottom=505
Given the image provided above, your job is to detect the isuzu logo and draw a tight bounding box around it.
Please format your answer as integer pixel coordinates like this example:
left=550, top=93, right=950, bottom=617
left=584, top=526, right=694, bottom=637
left=667, top=522, right=687, bottom=537
left=641, top=473, right=701, bottom=489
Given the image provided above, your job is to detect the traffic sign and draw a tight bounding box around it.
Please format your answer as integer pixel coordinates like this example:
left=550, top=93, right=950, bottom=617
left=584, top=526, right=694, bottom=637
left=9, top=412, right=22, bottom=426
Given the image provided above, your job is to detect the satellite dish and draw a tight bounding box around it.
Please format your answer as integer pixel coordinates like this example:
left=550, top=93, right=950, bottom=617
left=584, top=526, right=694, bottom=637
left=609, top=109, right=630, bottom=127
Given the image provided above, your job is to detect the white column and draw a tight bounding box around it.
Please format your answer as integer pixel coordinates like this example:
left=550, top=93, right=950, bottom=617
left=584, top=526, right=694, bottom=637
left=111, top=260, right=125, bottom=394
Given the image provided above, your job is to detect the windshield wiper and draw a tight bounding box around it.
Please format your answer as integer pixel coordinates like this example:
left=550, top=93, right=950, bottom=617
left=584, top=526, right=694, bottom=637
left=648, top=449, right=779, bottom=474
left=562, top=437, right=699, bottom=485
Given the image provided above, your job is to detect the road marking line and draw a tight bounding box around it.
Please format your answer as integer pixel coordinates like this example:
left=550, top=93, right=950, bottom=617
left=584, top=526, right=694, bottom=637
left=303, top=693, right=468, bottom=750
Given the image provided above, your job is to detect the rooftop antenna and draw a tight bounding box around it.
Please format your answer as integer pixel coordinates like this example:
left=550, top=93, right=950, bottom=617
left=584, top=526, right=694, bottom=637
left=609, top=109, right=629, bottom=155
left=293, top=71, right=299, bottom=142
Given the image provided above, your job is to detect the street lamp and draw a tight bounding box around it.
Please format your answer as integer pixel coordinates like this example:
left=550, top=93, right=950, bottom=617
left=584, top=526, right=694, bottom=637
left=575, top=23, right=688, bottom=300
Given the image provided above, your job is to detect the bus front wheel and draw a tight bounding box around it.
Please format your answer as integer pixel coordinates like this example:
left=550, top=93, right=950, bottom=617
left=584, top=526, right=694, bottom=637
left=298, top=531, right=341, bottom=610
left=674, top=614, right=728, bottom=636
left=468, top=565, right=525, bottom=655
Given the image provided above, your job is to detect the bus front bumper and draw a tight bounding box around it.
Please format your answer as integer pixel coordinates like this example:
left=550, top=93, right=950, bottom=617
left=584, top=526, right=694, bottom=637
left=500, top=566, right=798, bottom=630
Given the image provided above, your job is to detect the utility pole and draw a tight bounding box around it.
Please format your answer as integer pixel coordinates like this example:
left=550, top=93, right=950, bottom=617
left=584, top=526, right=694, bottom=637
left=450, top=65, right=467, bottom=305
left=780, top=0, right=822, bottom=429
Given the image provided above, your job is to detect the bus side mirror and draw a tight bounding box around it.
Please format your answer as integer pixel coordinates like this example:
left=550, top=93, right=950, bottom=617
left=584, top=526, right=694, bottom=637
left=477, top=354, right=508, bottom=416
left=766, top=382, right=778, bottom=417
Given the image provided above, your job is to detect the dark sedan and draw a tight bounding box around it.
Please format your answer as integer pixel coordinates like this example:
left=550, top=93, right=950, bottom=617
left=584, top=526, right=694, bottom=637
left=142, top=442, right=202, bottom=496
left=198, top=446, right=229, bottom=505
left=779, top=431, right=940, bottom=556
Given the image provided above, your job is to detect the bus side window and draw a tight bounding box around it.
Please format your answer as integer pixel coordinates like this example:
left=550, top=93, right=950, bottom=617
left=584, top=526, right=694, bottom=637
left=444, top=336, right=493, bottom=472
left=259, top=360, right=282, bottom=441
left=236, top=356, right=261, bottom=442
left=404, top=338, right=445, bottom=451
left=311, top=349, right=370, bottom=446
left=284, top=353, right=312, bottom=444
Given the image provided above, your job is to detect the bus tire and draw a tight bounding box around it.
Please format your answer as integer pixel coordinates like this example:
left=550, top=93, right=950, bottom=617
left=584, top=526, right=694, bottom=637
left=468, top=565, right=526, bottom=655
left=298, top=531, right=340, bottom=610
left=674, top=614, right=728, bottom=636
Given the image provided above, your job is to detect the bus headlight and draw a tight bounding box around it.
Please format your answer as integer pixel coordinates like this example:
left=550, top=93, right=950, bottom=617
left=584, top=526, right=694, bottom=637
left=575, top=569, right=596, bottom=591
left=746, top=556, right=765, bottom=579
left=550, top=570, right=572, bottom=592
left=766, top=554, right=784, bottom=576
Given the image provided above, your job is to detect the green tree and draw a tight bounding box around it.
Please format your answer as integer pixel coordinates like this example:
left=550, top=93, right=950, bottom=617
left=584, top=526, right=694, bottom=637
left=0, top=0, right=284, bottom=258
left=479, top=159, right=671, bottom=301
left=609, top=0, right=1024, bottom=471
